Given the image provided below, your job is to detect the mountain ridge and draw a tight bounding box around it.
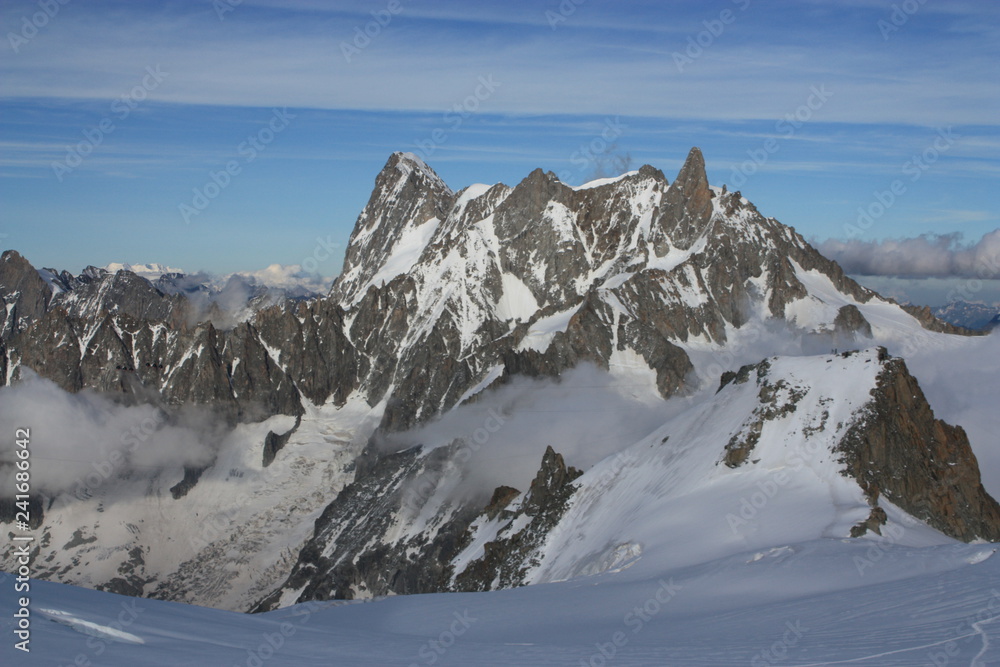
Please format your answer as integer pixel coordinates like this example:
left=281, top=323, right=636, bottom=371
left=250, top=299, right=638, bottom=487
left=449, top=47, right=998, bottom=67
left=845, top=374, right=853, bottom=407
left=1, top=148, right=996, bottom=612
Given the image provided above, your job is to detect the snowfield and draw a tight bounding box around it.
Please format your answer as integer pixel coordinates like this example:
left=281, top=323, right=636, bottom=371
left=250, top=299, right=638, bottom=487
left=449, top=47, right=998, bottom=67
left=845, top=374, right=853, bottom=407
left=4, top=340, right=1000, bottom=665
left=4, top=149, right=1000, bottom=664
left=4, top=539, right=1000, bottom=666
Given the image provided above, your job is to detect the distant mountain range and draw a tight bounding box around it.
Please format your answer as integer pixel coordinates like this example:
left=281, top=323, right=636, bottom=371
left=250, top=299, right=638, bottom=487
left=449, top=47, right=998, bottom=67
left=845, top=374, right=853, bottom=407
left=930, top=300, right=1000, bottom=331
left=1, top=149, right=996, bottom=614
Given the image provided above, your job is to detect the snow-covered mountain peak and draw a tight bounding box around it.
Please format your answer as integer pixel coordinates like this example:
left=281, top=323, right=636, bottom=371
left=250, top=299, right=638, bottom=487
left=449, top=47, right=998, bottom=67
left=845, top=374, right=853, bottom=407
left=2, top=150, right=992, bottom=618
left=105, top=262, right=184, bottom=280
left=317, top=148, right=965, bottom=431
left=332, top=153, right=456, bottom=304
left=391, top=150, right=449, bottom=186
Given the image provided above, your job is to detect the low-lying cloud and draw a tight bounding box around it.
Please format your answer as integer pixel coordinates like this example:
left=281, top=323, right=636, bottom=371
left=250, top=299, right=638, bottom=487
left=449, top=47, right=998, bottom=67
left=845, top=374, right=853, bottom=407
left=379, top=364, right=673, bottom=503
left=815, top=230, right=1000, bottom=279
left=0, top=372, right=228, bottom=498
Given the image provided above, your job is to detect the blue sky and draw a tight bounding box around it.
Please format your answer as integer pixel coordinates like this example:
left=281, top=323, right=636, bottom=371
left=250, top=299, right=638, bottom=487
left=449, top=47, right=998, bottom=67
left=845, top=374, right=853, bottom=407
left=1, top=0, right=998, bottom=303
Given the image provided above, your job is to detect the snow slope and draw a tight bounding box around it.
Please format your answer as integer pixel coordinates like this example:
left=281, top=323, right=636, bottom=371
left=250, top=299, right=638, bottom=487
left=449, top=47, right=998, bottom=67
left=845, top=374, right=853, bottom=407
left=445, top=348, right=961, bottom=591
left=4, top=539, right=999, bottom=666
left=0, top=391, right=385, bottom=612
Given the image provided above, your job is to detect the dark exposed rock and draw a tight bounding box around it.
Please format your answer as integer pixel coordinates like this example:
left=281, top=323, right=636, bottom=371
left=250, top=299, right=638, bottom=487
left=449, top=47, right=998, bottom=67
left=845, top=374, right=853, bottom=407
left=837, top=352, right=1000, bottom=542
left=656, top=147, right=713, bottom=250
left=254, top=300, right=363, bottom=407
left=332, top=152, right=456, bottom=305
left=718, top=361, right=758, bottom=392
left=484, top=486, right=520, bottom=521
left=834, top=304, right=873, bottom=341
left=0, top=494, right=44, bottom=528
left=53, top=269, right=183, bottom=324
left=257, top=442, right=585, bottom=609
left=901, top=303, right=984, bottom=336
left=850, top=506, right=888, bottom=538
left=262, top=416, right=301, bottom=467
left=97, top=544, right=149, bottom=597
left=252, top=442, right=480, bottom=608
left=62, top=528, right=98, bottom=550
left=0, top=250, right=52, bottom=340
left=454, top=446, right=583, bottom=592
left=169, top=466, right=207, bottom=500
left=721, top=360, right=806, bottom=468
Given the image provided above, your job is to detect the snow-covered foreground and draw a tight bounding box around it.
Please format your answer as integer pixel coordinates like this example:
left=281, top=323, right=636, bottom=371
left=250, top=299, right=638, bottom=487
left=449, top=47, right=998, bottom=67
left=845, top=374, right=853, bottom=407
left=4, top=538, right=1000, bottom=666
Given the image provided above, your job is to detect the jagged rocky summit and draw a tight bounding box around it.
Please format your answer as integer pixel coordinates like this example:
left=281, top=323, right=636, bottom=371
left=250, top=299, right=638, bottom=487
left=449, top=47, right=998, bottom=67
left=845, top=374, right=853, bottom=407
left=2, top=148, right=906, bottom=427
left=1, top=148, right=997, bottom=612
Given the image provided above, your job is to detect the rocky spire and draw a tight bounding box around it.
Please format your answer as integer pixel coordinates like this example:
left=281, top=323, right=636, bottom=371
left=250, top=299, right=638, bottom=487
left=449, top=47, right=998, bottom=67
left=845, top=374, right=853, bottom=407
left=655, top=146, right=714, bottom=250
left=0, top=249, right=52, bottom=340
left=332, top=152, right=455, bottom=304
left=838, top=354, right=1000, bottom=542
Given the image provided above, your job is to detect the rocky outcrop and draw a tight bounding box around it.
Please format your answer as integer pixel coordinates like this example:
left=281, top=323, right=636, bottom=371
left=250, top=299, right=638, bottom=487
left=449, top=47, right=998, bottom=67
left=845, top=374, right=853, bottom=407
left=656, top=147, right=714, bottom=250
left=0, top=250, right=52, bottom=340
left=834, top=304, right=873, bottom=341
left=256, top=443, right=584, bottom=609
left=252, top=441, right=481, bottom=608
left=454, top=447, right=582, bottom=592
left=262, top=416, right=301, bottom=467
left=837, top=352, right=1000, bottom=542
left=850, top=506, right=888, bottom=537
left=721, top=360, right=805, bottom=468
left=901, top=304, right=982, bottom=336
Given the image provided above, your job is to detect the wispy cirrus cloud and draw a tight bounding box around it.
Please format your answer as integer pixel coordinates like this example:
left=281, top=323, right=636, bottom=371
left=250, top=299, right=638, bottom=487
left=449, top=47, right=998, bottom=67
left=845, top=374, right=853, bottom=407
left=1, top=1, right=998, bottom=126
left=917, top=209, right=997, bottom=225
left=1, top=0, right=998, bottom=275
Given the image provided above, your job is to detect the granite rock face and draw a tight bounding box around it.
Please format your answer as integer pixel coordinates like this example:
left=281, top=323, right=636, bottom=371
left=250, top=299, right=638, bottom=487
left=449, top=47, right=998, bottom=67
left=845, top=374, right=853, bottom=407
left=2, top=149, right=995, bottom=611
left=254, top=442, right=584, bottom=609
left=0, top=150, right=960, bottom=431
left=453, top=446, right=583, bottom=592
left=837, top=353, right=1000, bottom=542
left=261, top=348, right=1000, bottom=608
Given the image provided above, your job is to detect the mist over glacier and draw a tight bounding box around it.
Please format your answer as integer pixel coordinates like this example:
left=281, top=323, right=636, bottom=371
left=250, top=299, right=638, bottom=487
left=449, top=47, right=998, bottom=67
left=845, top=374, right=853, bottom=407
left=0, top=372, right=228, bottom=497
